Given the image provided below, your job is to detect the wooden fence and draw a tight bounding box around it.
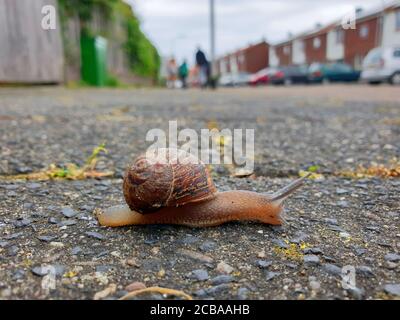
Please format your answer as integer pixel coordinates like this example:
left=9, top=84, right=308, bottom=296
left=0, top=0, right=64, bottom=83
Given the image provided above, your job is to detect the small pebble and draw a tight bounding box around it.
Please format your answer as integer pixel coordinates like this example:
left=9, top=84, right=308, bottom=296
left=58, top=219, right=77, bottom=227
left=210, top=275, right=234, bottom=285
left=206, top=283, right=231, bottom=296
left=125, top=281, right=146, bottom=292
left=0, top=241, right=10, bottom=248
left=180, top=234, right=199, bottom=245
left=303, top=247, right=323, bottom=255
left=336, top=188, right=349, bottom=194
left=354, top=248, right=366, bottom=256
left=237, top=287, right=249, bottom=300
left=12, top=269, right=25, bottom=280
left=322, top=263, right=342, bottom=276
left=37, top=235, right=58, bottom=242
left=48, top=217, right=60, bottom=224
left=71, top=247, right=83, bottom=255
left=199, top=240, right=216, bottom=252
left=96, top=265, right=113, bottom=273
left=324, top=218, right=338, bottom=225
left=26, top=183, right=41, bottom=189
left=346, top=287, right=364, bottom=300
left=290, top=231, right=308, bottom=244
left=304, top=254, right=320, bottom=265
left=85, top=231, right=105, bottom=240
left=7, top=245, right=18, bottom=256
left=265, top=271, right=280, bottom=281
left=272, top=239, right=289, bottom=249
left=13, top=218, right=32, bottom=228
left=384, top=284, right=400, bottom=296
left=4, top=232, right=23, bottom=240
left=356, top=266, right=374, bottom=277
left=384, top=253, right=400, bottom=262
left=178, top=249, right=213, bottom=263
left=337, top=200, right=349, bottom=208
left=60, top=207, right=77, bottom=218
left=216, top=261, right=234, bottom=274
left=189, top=269, right=209, bottom=281
left=309, top=280, right=320, bottom=291
left=256, top=260, right=272, bottom=269
left=50, top=242, right=64, bottom=248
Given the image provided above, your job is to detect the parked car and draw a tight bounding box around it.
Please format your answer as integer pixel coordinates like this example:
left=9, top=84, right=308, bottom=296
left=270, top=65, right=309, bottom=85
left=308, top=62, right=360, bottom=83
left=218, top=72, right=251, bottom=87
left=361, top=46, right=400, bottom=85
left=249, top=68, right=276, bottom=86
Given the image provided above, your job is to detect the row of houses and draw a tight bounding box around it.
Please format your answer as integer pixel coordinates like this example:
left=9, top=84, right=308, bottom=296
left=216, top=41, right=269, bottom=75
left=216, top=1, right=400, bottom=75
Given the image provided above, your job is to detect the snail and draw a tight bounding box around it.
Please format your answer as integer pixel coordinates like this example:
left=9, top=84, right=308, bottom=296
left=96, top=148, right=309, bottom=228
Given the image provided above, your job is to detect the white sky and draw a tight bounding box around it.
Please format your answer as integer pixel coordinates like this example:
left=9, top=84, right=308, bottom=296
left=127, top=0, right=387, bottom=64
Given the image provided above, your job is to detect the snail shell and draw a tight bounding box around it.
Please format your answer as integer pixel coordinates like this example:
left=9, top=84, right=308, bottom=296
left=123, top=148, right=217, bottom=213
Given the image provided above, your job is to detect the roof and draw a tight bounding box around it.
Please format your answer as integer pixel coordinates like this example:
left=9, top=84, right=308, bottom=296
left=216, top=40, right=269, bottom=61
left=271, top=0, right=400, bottom=47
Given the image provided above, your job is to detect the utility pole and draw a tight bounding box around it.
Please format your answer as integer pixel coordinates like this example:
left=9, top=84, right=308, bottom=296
left=210, top=0, right=216, bottom=77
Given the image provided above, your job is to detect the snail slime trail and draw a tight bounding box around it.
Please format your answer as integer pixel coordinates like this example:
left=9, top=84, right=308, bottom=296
left=96, top=148, right=311, bottom=228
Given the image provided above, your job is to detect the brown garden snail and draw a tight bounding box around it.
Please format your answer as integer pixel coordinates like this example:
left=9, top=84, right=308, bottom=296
left=96, top=148, right=309, bottom=227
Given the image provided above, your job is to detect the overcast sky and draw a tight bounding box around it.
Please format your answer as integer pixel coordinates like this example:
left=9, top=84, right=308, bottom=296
left=128, top=0, right=387, bottom=64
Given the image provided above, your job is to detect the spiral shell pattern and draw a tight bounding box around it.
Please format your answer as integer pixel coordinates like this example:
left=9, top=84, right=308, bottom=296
left=123, top=148, right=217, bottom=214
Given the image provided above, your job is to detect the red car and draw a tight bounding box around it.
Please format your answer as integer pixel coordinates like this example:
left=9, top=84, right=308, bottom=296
left=249, top=68, right=272, bottom=85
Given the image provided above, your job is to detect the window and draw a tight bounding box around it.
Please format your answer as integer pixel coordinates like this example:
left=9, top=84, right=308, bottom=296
left=333, top=63, right=352, bottom=72
left=394, top=49, right=400, bottom=58
left=396, top=9, right=400, bottom=30
left=336, top=29, right=344, bottom=44
left=313, top=37, right=321, bottom=49
left=360, top=25, right=369, bottom=38
left=283, top=45, right=290, bottom=55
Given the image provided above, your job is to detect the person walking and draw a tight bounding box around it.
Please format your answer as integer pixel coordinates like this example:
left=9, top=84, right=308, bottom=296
left=178, top=60, right=189, bottom=89
left=166, top=57, right=178, bottom=89
left=195, top=47, right=209, bottom=88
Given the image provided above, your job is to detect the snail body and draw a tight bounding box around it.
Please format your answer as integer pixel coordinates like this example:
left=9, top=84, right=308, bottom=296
left=96, top=148, right=309, bottom=228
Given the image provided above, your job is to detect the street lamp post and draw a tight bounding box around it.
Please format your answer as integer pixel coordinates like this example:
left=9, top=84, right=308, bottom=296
left=209, top=0, right=216, bottom=81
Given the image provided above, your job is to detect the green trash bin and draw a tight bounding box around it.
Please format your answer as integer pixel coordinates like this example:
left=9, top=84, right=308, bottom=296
left=80, top=35, right=108, bottom=86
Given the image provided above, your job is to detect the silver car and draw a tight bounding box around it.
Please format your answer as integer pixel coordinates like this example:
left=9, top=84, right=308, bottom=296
left=218, top=72, right=251, bottom=87
left=361, top=46, right=400, bottom=85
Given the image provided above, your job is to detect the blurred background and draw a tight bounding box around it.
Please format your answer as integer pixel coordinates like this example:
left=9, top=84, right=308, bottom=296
left=0, top=0, right=399, bottom=88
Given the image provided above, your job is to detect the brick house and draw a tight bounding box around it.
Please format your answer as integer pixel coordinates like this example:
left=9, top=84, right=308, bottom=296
left=303, top=25, right=335, bottom=64
left=216, top=41, right=269, bottom=75
left=344, top=11, right=381, bottom=69
left=270, top=25, right=332, bottom=67
left=267, top=2, right=399, bottom=70
left=242, top=41, right=269, bottom=73
left=381, top=3, right=400, bottom=47
left=292, top=37, right=306, bottom=65
left=270, top=41, right=292, bottom=66
left=326, top=25, right=345, bottom=62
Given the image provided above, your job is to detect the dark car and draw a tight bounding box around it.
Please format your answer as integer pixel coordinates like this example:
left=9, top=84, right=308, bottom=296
left=270, top=65, right=309, bottom=85
left=308, top=62, right=360, bottom=83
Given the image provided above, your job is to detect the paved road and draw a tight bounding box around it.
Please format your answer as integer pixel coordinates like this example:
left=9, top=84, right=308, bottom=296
left=0, top=85, right=399, bottom=299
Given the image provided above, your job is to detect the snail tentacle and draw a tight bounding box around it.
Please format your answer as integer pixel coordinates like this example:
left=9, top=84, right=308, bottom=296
left=269, top=173, right=311, bottom=205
